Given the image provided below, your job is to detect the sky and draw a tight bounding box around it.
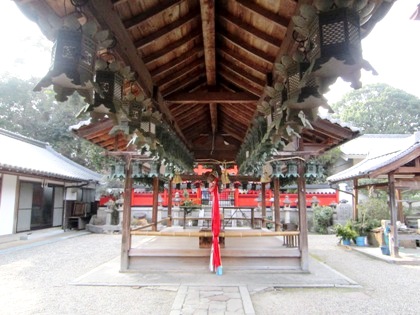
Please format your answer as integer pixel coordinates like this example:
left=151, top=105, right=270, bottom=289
left=0, top=1, right=420, bottom=103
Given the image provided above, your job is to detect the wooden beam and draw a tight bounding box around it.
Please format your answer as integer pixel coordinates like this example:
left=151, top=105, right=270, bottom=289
left=156, top=57, right=204, bottom=90
left=219, top=59, right=266, bottom=87
left=297, top=158, right=308, bottom=271
left=219, top=32, right=275, bottom=65
left=122, top=0, right=181, bottom=30
left=388, top=172, right=400, bottom=257
left=161, top=71, right=207, bottom=96
left=217, top=47, right=268, bottom=75
left=236, top=0, right=289, bottom=30
left=219, top=8, right=282, bottom=49
left=143, top=28, right=202, bottom=65
left=150, top=46, right=203, bottom=78
left=120, top=157, right=133, bottom=271
left=134, top=8, right=200, bottom=49
left=218, top=68, right=263, bottom=97
left=87, top=0, right=154, bottom=96
left=165, top=91, right=259, bottom=103
left=210, top=103, right=218, bottom=134
left=200, top=0, right=216, bottom=86
left=86, top=2, right=192, bottom=153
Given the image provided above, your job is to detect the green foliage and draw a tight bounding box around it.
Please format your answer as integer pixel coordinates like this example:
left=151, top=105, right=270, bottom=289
left=335, top=221, right=358, bottom=241
left=358, top=197, right=390, bottom=222
left=313, top=206, right=334, bottom=234
left=331, top=83, right=420, bottom=133
left=0, top=75, right=106, bottom=172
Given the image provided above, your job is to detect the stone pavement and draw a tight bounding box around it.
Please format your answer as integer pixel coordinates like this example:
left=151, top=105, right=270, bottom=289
left=170, top=285, right=254, bottom=315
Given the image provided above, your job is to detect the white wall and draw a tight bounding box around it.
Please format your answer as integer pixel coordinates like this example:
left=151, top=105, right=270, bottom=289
left=0, top=174, right=18, bottom=235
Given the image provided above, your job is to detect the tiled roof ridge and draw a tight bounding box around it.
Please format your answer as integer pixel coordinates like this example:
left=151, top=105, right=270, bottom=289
left=0, top=128, right=47, bottom=148
left=45, top=146, right=103, bottom=179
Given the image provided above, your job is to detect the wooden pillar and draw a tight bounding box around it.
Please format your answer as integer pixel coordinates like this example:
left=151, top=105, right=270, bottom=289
left=297, top=159, right=308, bottom=272
left=120, top=158, right=133, bottom=272
left=167, top=178, right=173, bottom=227
left=395, top=189, right=404, bottom=222
left=261, top=182, right=266, bottom=227
left=388, top=172, right=400, bottom=257
left=353, top=178, right=358, bottom=220
left=273, top=177, right=281, bottom=231
left=152, top=176, right=159, bottom=231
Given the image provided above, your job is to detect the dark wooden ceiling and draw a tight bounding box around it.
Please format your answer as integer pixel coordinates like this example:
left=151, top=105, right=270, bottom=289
left=15, top=0, right=392, bottom=162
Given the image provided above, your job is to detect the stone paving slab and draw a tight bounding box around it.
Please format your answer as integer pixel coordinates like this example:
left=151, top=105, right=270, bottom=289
left=170, top=285, right=255, bottom=315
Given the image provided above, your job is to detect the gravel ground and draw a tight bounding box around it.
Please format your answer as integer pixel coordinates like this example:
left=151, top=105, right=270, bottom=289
left=1, top=233, right=419, bottom=315
left=252, top=234, right=420, bottom=315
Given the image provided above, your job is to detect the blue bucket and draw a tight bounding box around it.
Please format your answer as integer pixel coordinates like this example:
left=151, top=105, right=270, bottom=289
left=342, top=239, right=351, bottom=246
left=356, top=236, right=365, bottom=246
left=381, top=246, right=390, bottom=256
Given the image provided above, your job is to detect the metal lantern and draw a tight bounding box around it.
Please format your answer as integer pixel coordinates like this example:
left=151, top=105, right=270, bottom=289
left=140, top=119, right=156, bottom=137
left=34, top=29, right=96, bottom=101
left=309, top=8, right=361, bottom=63
left=131, top=161, right=143, bottom=179
left=164, top=163, right=174, bottom=178
left=93, top=69, right=124, bottom=113
left=128, top=100, right=143, bottom=133
left=286, top=161, right=299, bottom=178
left=317, top=164, right=325, bottom=178
left=113, top=161, right=126, bottom=179
left=284, top=61, right=324, bottom=110
left=308, top=7, right=364, bottom=83
left=148, top=161, right=160, bottom=177
left=305, top=161, right=318, bottom=178
left=271, top=162, right=286, bottom=178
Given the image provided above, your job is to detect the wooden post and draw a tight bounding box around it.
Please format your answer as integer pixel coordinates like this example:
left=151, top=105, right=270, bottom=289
left=167, top=178, right=173, bottom=227
left=273, top=177, right=281, bottom=231
left=152, top=176, right=159, bottom=231
left=388, top=172, right=399, bottom=257
left=120, top=157, right=133, bottom=272
left=261, top=182, right=266, bottom=228
left=353, top=178, right=358, bottom=220
left=395, top=189, right=404, bottom=222
left=297, top=159, right=309, bottom=272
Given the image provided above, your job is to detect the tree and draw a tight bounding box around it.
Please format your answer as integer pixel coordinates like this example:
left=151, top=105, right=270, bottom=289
left=331, top=83, right=420, bottom=134
left=0, top=75, right=107, bottom=172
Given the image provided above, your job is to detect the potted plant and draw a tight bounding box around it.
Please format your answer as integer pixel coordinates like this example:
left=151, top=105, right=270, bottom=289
left=335, top=221, right=358, bottom=245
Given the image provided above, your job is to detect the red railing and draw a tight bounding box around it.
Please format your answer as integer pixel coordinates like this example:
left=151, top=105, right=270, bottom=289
left=100, top=188, right=338, bottom=208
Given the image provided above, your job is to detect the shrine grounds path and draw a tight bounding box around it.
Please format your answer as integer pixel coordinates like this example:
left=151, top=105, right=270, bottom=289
left=0, top=230, right=419, bottom=315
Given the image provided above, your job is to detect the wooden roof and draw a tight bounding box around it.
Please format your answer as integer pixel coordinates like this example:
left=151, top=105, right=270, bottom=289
left=15, top=0, right=393, bottom=163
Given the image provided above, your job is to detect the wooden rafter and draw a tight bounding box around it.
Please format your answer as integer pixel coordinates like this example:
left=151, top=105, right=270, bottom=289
left=165, top=91, right=258, bottom=103
left=236, top=0, right=289, bottom=30
left=218, top=8, right=282, bottom=49
left=134, top=8, right=200, bottom=49
left=122, top=0, right=181, bottom=30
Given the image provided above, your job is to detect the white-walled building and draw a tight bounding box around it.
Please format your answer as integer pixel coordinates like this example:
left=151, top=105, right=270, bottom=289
left=0, top=129, right=102, bottom=236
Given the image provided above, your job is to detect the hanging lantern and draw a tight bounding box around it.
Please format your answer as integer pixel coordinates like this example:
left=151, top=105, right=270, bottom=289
left=131, top=161, right=143, bottom=179
left=286, top=161, right=299, bottom=178
left=148, top=161, right=160, bottom=177
left=271, top=162, right=286, bottom=178
left=108, top=164, right=116, bottom=179
left=305, top=161, right=318, bottom=178
left=141, top=119, right=156, bottom=138
left=173, top=173, right=183, bottom=184
left=307, top=7, right=375, bottom=92
left=113, top=161, right=126, bottom=179
left=128, top=100, right=144, bottom=133
left=317, top=164, right=325, bottom=178
left=92, top=67, right=124, bottom=113
left=34, top=28, right=96, bottom=102
left=284, top=60, right=327, bottom=113
left=164, top=163, right=174, bottom=178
